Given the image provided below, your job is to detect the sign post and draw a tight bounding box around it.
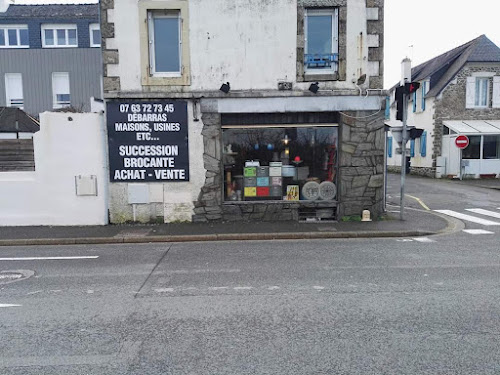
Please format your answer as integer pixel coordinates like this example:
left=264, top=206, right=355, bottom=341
left=455, top=135, right=469, bottom=180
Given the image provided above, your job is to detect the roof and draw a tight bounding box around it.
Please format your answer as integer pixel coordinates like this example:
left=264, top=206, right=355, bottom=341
left=0, top=4, right=98, bottom=19
left=444, top=120, right=500, bottom=135
left=0, top=107, right=40, bottom=133
left=392, top=35, right=500, bottom=97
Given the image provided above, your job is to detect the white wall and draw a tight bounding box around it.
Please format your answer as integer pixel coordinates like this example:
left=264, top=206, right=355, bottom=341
left=109, top=0, right=370, bottom=92
left=0, top=112, right=108, bottom=226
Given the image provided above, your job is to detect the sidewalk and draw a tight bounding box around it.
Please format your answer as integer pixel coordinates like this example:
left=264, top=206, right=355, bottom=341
left=452, top=177, right=500, bottom=190
left=0, top=207, right=455, bottom=246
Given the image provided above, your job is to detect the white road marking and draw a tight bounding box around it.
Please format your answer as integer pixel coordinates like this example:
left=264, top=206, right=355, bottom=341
left=208, top=287, right=229, bottom=290
left=233, top=286, right=253, bottom=290
left=396, top=239, right=414, bottom=242
left=463, top=229, right=495, bottom=235
left=267, top=286, right=280, bottom=290
left=466, top=208, right=500, bottom=219
left=154, top=288, right=174, bottom=293
left=312, top=286, right=325, bottom=290
left=412, top=237, right=436, bottom=243
left=434, top=210, right=500, bottom=226
left=0, top=256, right=99, bottom=261
left=0, top=303, right=21, bottom=308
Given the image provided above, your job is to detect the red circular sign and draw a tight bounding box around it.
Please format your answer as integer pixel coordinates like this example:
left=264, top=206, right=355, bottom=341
left=455, top=135, right=469, bottom=149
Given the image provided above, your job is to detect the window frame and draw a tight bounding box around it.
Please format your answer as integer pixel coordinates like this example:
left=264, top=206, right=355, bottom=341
left=139, top=1, right=190, bottom=86
left=474, top=77, right=489, bottom=108
left=41, top=24, right=78, bottom=48
left=147, top=10, right=182, bottom=77
left=51, top=72, right=71, bottom=109
left=0, top=24, right=29, bottom=48
left=304, top=8, right=339, bottom=75
left=89, top=23, right=101, bottom=48
left=4, top=73, right=24, bottom=109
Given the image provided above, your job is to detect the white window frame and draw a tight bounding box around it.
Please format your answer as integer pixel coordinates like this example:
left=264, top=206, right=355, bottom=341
left=304, top=8, right=339, bottom=74
left=41, top=24, right=78, bottom=48
left=0, top=24, right=29, bottom=48
left=475, top=77, right=489, bottom=108
left=147, top=11, right=182, bottom=77
left=89, top=23, right=101, bottom=47
left=4, top=73, right=24, bottom=109
left=52, top=72, right=71, bottom=109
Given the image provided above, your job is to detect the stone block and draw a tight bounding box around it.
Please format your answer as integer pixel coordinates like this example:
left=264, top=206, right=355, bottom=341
left=101, top=23, right=115, bottom=39
left=103, top=50, right=119, bottom=64
left=103, top=77, right=120, bottom=92
left=341, top=143, right=356, bottom=154
left=368, top=174, right=384, bottom=188
left=352, top=175, right=370, bottom=188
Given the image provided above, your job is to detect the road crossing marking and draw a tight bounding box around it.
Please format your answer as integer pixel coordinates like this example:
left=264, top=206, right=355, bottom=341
left=466, top=208, right=500, bottom=219
left=462, top=229, right=495, bottom=235
left=412, top=237, right=436, bottom=243
left=0, top=256, right=99, bottom=261
left=0, top=303, right=21, bottom=308
left=434, top=210, right=500, bottom=226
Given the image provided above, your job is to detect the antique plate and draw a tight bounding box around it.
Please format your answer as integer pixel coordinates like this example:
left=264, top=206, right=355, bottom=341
left=319, top=181, right=336, bottom=200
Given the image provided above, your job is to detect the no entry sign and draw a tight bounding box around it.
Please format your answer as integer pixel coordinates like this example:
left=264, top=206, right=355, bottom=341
left=455, top=135, right=469, bottom=149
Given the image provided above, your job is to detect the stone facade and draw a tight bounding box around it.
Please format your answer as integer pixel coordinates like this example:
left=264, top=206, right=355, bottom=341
left=388, top=165, right=436, bottom=178
left=432, top=65, right=500, bottom=167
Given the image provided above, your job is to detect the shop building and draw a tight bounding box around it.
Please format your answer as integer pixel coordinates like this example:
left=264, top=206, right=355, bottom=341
left=101, top=0, right=386, bottom=223
left=387, top=35, right=500, bottom=178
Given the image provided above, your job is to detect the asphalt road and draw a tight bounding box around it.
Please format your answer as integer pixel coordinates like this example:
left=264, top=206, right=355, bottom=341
left=1, top=176, right=500, bottom=374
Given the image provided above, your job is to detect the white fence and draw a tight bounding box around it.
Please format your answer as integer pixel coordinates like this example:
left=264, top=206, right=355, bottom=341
left=0, top=112, right=108, bottom=226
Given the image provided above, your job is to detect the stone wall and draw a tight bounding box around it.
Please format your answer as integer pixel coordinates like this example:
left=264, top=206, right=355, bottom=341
left=387, top=165, right=436, bottom=178
left=432, top=65, right=500, bottom=167
left=337, top=110, right=385, bottom=218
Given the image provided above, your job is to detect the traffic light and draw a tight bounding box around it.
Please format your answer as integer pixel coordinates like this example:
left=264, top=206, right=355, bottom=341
left=395, top=85, right=405, bottom=121
left=405, top=81, right=420, bottom=94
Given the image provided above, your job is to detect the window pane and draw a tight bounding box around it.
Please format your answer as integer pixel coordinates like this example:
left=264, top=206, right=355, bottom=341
left=57, top=29, right=66, bottom=45
left=222, top=127, right=338, bottom=201
left=0, top=29, right=5, bottom=46
left=483, top=135, right=500, bottom=159
left=475, top=78, right=488, bottom=106
left=462, top=135, right=481, bottom=159
left=307, top=15, right=332, bottom=55
left=153, top=17, right=180, bottom=72
left=19, top=28, right=29, bottom=46
left=45, top=29, right=54, bottom=45
left=92, top=29, right=101, bottom=45
left=8, top=29, right=17, bottom=45
left=68, top=29, right=77, bottom=45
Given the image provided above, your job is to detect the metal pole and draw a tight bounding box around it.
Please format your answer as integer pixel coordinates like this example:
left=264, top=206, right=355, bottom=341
left=459, top=148, right=463, bottom=181
left=400, top=91, right=408, bottom=220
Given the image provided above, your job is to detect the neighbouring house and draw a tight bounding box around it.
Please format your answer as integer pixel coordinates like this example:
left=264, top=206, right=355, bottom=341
left=0, top=2, right=103, bottom=117
left=0, top=106, right=39, bottom=171
left=387, top=35, right=500, bottom=178
left=101, top=0, right=386, bottom=224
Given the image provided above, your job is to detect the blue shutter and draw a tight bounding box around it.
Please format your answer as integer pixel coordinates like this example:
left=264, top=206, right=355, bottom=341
left=410, top=139, right=415, bottom=157
left=388, top=136, right=393, bottom=157
left=412, top=91, right=417, bottom=112
left=420, top=131, right=427, bottom=157
left=385, top=96, right=390, bottom=120
left=421, top=81, right=427, bottom=111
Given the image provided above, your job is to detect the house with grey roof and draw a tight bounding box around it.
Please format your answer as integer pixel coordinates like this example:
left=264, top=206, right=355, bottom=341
left=0, top=3, right=102, bottom=117
left=387, top=35, right=500, bottom=178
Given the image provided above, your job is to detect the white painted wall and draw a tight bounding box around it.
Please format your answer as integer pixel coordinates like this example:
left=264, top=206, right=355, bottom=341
left=109, top=0, right=371, bottom=92
left=0, top=112, right=108, bottom=226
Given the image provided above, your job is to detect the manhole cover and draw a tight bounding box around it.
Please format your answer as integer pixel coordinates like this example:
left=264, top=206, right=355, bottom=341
left=0, top=270, right=35, bottom=285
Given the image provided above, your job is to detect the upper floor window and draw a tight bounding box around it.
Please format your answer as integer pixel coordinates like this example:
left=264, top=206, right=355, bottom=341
left=304, top=9, right=339, bottom=74
left=42, top=24, right=77, bottom=48
left=0, top=25, right=29, bottom=48
left=466, top=74, right=500, bottom=109
left=475, top=77, right=489, bottom=107
left=89, top=23, right=101, bottom=47
left=148, top=10, right=181, bottom=76
left=4, top=73, right=24, bottom=109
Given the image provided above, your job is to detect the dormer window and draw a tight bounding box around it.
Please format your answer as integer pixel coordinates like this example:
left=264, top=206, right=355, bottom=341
left=0, top=25, right=29, bottom=48
left=42, top=24, right=78, bottom=48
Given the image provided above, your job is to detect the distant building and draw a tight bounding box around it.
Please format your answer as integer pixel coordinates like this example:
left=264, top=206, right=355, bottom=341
left=387, top=35, right=500, bottom=178
left=0, top=3, right=102, bottom=116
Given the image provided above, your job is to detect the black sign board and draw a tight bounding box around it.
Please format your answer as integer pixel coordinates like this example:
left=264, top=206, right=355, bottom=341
left=107, top=100, right=189, bottom=182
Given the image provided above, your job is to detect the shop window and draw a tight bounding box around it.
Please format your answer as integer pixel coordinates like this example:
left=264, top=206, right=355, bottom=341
left=483, top=135, right=500, bottom=159
left=462, top=135, right=480, bottom=159
left=0, top=25, right=29, bottom=48
left=222, top=126, right=338, bottom=202
left=304, top=8, right=338, bottom=74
